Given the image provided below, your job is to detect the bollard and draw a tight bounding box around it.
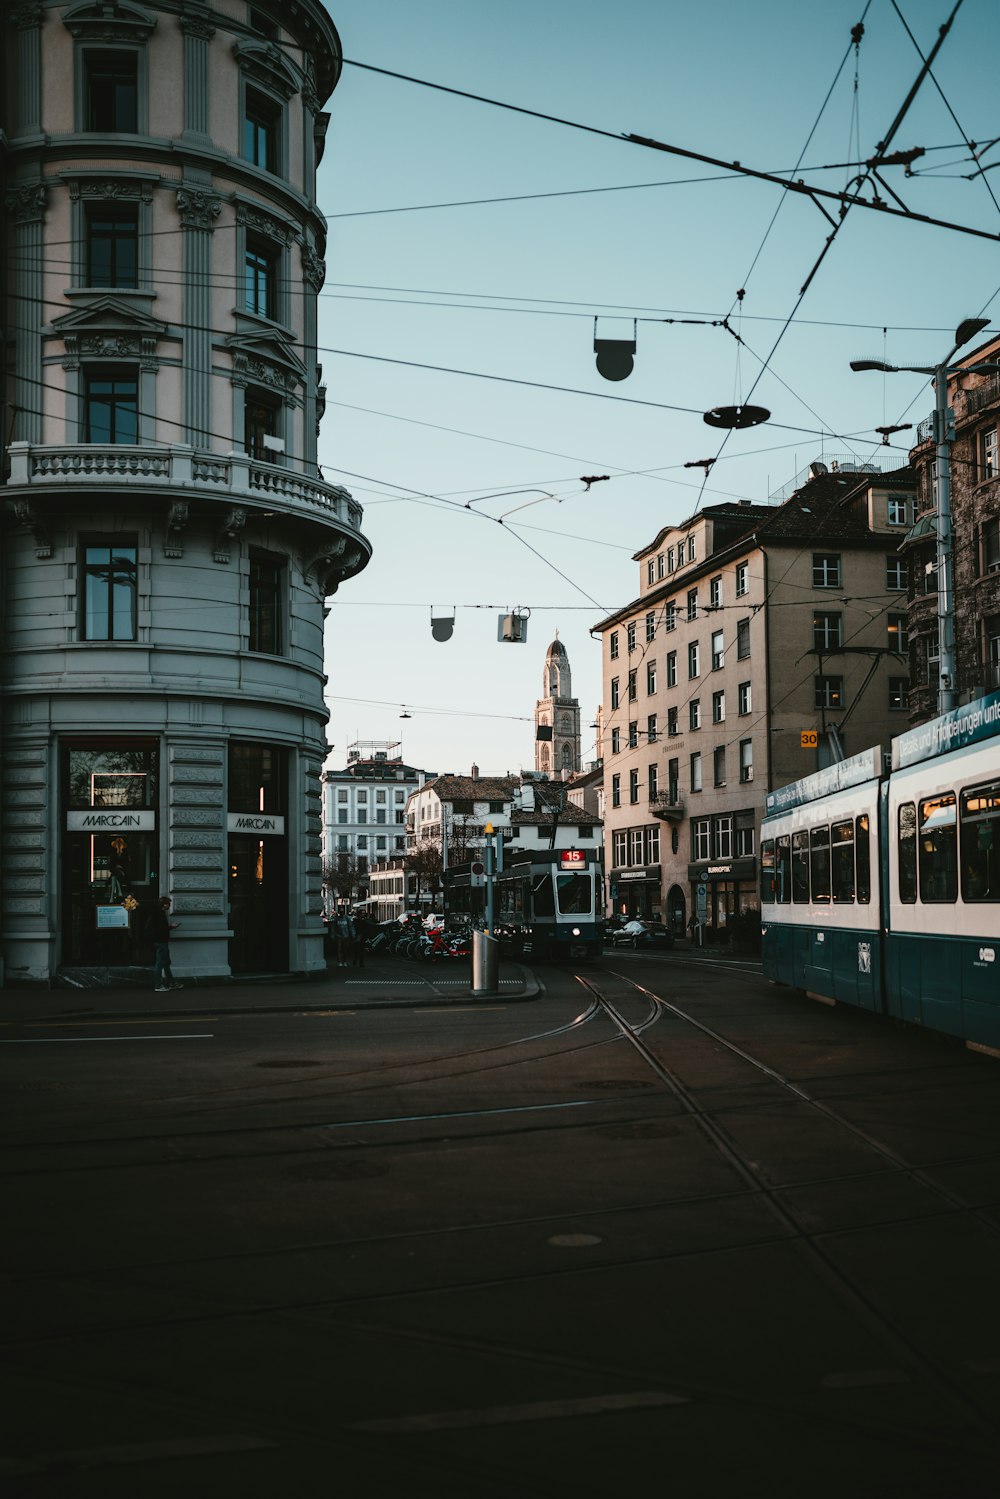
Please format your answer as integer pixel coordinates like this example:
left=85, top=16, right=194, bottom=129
left=471, top=929, right=500, bottom=996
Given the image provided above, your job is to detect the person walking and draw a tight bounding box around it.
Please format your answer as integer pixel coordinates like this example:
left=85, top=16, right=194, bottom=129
left=148, top=896, right=183, bottom=992
left=352, top=910, right=369, bottom=967
left=333, top=906, right=355, bottom=967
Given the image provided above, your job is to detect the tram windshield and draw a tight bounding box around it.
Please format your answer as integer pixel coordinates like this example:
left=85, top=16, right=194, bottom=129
left=556, top=873, right=592, bottom=914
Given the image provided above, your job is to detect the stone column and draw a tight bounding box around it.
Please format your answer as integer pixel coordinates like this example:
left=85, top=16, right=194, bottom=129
left=301, top=242, right=326, bottom=470
left=5, top=183, right=48, bottom=445
left=180, top=10, right=215, bottom=144
left=166, top=739, right=230, bottom=976
left=289, top=743, right=327, bottom=974
left=1, top=736, right=53, bottom=986
left=176, top=187, right=221, bottom=449
left=8, top=2, right=46, bottom=145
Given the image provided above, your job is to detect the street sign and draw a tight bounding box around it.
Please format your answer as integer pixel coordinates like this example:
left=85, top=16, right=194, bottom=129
left=470, top=861, right=485, bottom=888
left=695, top=884, right=708, bottom=920
left=801, top=730, right=818, bottom=748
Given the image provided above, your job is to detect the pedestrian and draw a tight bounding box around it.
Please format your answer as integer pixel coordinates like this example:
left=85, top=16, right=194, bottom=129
left=147, top=896, right=183, bottom=992
left=333, top=906, right=355, bottom=967
left=352, top=911, right=370, bottom=967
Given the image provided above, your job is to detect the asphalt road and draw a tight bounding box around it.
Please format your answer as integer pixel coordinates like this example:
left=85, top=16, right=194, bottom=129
left=3, top=950, right=1000, bottom=1497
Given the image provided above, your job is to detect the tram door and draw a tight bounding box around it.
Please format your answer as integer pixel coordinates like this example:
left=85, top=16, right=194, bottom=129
left=228, top=833, right=288, bottom=973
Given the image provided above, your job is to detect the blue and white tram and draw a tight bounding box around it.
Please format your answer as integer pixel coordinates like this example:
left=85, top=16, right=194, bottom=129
left=760, top=692, right=1000, bottom=1051
left=445, top=849, right=605, bottom=960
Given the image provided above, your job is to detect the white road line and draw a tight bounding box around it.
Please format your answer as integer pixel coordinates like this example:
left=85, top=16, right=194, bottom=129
left=350, top=1389, right=689, bottom=1433
left=0, top=1034, right=214, bottom=1044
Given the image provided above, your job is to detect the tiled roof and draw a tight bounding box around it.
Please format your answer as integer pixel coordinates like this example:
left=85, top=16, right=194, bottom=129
left=510, top=810, right=602, bottom=826
left=423, top=774, right=520, bottom=801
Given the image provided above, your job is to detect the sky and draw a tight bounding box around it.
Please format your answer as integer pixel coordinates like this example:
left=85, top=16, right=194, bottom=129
left=314, top=0, right=1000, bottom=777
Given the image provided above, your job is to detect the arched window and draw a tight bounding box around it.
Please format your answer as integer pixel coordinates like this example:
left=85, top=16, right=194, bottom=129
left=561, top=744, right=571, bottom=769
left=540, top=745, right=550, bottom=769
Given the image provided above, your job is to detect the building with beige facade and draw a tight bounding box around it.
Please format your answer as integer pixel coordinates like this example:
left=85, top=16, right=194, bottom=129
left=1, top=0, right=369, bottom=984
left=595, top=465, right=917, bottom=938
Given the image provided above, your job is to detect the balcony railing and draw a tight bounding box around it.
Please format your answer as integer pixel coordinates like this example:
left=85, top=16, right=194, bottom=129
left=650, top=791, right=685, bottom=820
left=5, top=442, right=364, bottom=535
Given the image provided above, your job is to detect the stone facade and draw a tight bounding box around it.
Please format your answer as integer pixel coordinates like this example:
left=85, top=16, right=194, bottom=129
left=1, top=0, right=369, bottom=985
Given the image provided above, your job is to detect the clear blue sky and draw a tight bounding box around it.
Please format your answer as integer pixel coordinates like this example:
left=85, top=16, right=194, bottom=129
left=315, top=0, right=1000, bottom=775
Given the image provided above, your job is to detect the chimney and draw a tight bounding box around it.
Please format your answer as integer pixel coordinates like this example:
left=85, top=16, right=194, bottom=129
left=471, top=763, right=479, bottom=781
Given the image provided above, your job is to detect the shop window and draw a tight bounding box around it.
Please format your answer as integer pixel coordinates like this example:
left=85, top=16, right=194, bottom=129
left=85, top=50, right=138, bottom=132
left=86, top=206, right=138, bottom=288
left=81, top=538, right=137, bottom=641
left=84, top=369, right=138, bottom=444
left=248, top=550, right=284, bottom=654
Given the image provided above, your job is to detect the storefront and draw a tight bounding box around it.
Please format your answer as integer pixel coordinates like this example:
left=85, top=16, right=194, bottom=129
left=610, top=864, right=662, bottom=920
left=687, top=856, right=758, bottom=940
left=61, top=741, right=160, bottom=967
left=227, top=743, right=289, bottom=974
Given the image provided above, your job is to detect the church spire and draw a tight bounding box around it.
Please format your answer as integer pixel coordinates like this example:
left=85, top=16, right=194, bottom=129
left=535, top=634, right=580, bottom=776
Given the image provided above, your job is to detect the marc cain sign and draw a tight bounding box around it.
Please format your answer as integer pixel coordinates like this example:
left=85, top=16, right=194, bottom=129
left=226, top=813, right=286, bottom=835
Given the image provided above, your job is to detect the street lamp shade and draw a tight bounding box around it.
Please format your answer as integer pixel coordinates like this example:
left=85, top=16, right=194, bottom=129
left=955, top=317, right=990, bottom=349
left=850, top=358, right=895, bottom=373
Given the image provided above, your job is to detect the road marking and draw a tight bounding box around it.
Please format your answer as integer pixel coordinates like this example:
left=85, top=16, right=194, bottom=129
left=350, top=1389, right=689, bottom=1433
left=0, top=1034, right=214, bottom=1044
left=422, top=1006, right=506, bottom=1013
left=22, top=1017, right=218, bottom=1029
left=321, top=1099, right=599, bottom=1130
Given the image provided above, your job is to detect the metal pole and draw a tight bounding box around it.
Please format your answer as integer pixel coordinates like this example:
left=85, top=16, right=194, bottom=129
left=934, top=361, right=957, bottom=715
left=484, top=835, right=495, bottom=935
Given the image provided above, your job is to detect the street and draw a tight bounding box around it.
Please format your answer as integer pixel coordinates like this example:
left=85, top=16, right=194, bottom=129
left=3, top=951, right=1000, bottom=1497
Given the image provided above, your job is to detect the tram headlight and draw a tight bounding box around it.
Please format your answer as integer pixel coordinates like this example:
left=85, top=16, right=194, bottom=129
left=572, top=927, right=581, bottom=937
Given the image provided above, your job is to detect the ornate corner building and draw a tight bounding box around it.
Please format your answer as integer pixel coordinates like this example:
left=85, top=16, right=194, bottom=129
left=1, top=0, right=370, bottom=985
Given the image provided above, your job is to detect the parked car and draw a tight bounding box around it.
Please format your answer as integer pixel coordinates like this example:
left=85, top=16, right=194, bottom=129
left=608, top=919, right=675, bottom=950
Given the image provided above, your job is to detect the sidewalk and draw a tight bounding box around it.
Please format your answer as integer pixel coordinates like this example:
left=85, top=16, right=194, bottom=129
left=3, top=956, right=540, bottom=1022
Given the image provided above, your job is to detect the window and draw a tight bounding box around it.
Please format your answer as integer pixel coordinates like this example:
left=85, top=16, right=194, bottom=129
left=713, top=745, right=726, bottom=787
left=792, top=830, right=809, bottom=902
left=775, top=834, right=791, bottom=902
left=714, top=814, right=732, bottom=859
left=926, top=629, right=940, bottom=686
left=86, top=206, right=138, bottom=288
left=628, top=721, right=638, bottom=748
left=648, top=763, right=658, bottom=800
left=898, top=802, right=917, bottom=903
left=687, top=535, right=696, bottom=562
left=610, top=631, right=619, bottom=660
left=244, top=237, right=278, bottom=320
left=886, top=557, right=907, bottom=590
left=645, top=611, right=656, bottom=642
left=376, top=790, right=386, bottom=803
left=85, top=51, right=138, bottom=132
left=626, top=622, right=637, bottom=653
left=245, top=390, right=281, bottom=461
left=667, top=759, right=679, bottom=799
left=712, top=690, right=725, bottom=723
left=735, top=560, right=749, bottom=597
left=687, top=589, right=698, bottom=621
left=250, top=6, right=280, bottom=39
left=82, top=539, right=137, bottom=641
left=688, top=641, right=700, bottom=679
left=667, top=706, right=678, bottom=737
left=611, top=727, right=621, bottom=754
left=961, top=781, right=1000, bottom=902
left=376, top=810, right=386, bottom=824
left=337, top=789, right=348, bottom=802
left=735, top=813, right=755, bottom=858
left=630, top=829, right=644, bottom=864
left=760, top=840, right=775, bottom=903
left=736, top=618, right=750, bottom=659
left=810, top=826, right=831, bottom=903
left=357, top=834, right=367, bottom=848
left=611, top=774, right=621, bottom=807
left=831, top=820, right=855, bottom=902
left=918, top=793, right=957, bottom=902
left=613, top=830, right=627, bottom=866
left=689, top=699, right=701, bottom=731
left=924, top=556, right=939, bottom=593
left=657, top=553, right=665, bottom=578
left=739, top=738, right=753, bottom=783
left=887, top=497, right=911, bottom=526
left=889, top=677, right=909, bottom=711
left=812, top=553, right=841, bottom=588
left=248, top=551, right=284, bottom=654
left=665, top=601, right=677, bottom=632
left=887, top=613, right=908, bottom=655
left=690, top=751, right=702, bottom=792
left=709, top=576, right=722, bottom=609
left=693, top=818, right=711, bottom=860
left=337, top=809, right=348, bottom=823
left=357, top=809, right=367, bottom=825
left=648, top=825, right=660, bottom=863
left=738, top=681, right=751, bottom=716
left=610, top=676, right=620, bottom=709
left=84, top=370, right=138, bottom=444
left=982, top=426, right=998, bottom=480
left=856, top=814, right=871, bottom=903
left=813, top=612, right=842, bottom=651
left=647, top=560, right=655, bottom=585
left=667, top=546, right=676, bottom=572
left=981, top=518, right=1000, bottom=575
left=646, top=661, right=657, bottom=694
left=815, top=676, right=843, bottom=710
left=666, top=651, right=677, bottom=688
left=711, top=629, right=725, bottom=670
left=629, top=769, right=640, bottom=804
left=244, top=87, right=280, bottom=172
left=627, top=669, right=637, bottom=701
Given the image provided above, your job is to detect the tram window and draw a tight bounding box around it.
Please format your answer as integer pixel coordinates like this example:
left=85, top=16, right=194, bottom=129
left=810, top=825, right=831, bottom=903
left=831, top=820, right=855, bottom=902
left=960, top=781, right=1000, bottom=902
left=898, top=803, right=917, bottom=903
left=532, top=874, right=555, bottom=917
left=776, top=835, right=791, bottom=903
left=855, top=814, right=871, bottom=903
left=557, top=874, right=592, bottom=914
left=918, top=793, right=957, bottom=903
left=760, top=839, right=775, bottom=903
left=791, top=831, right=810, bottom=903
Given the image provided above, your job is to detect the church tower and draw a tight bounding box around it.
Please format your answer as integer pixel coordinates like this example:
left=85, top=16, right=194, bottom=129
left=535, top=635, right=581, bottom=776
